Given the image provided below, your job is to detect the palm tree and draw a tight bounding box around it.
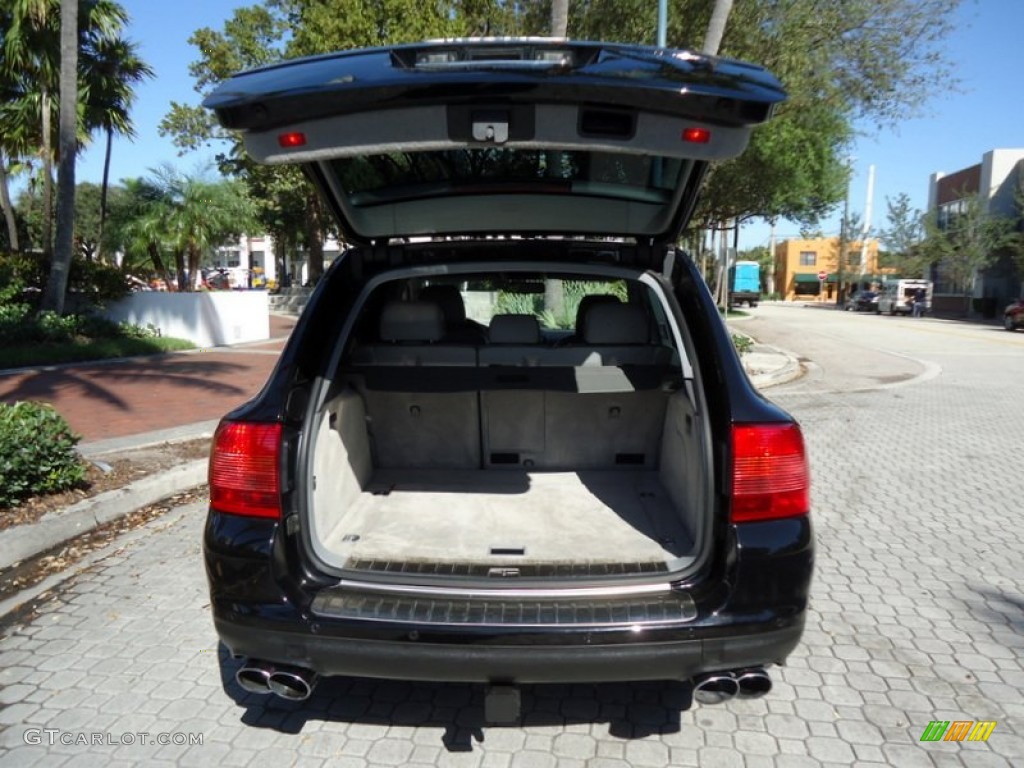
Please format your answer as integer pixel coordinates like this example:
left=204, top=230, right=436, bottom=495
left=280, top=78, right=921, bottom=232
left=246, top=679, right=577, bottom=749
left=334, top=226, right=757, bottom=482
left=81, top=35, right=153, bottom=260
left=0, top=0, right=136, bottom=295
left=106, top=177, right=175, bottom=288
left=149, top=167, right=256, bottom=291
left=3, top=0, right=59, bottom=259
left=702, top=0, right=735, bottom=55
left=44, top=0, right=79, bottom=314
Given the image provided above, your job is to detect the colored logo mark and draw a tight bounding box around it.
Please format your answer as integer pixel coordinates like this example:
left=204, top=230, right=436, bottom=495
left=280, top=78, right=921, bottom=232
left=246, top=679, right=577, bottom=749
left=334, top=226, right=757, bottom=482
left=920, top=720, right=996, bottom=742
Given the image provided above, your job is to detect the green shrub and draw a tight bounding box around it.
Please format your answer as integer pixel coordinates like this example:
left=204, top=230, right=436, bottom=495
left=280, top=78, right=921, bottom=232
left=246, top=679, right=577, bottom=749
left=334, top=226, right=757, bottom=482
left=732, top=333, right=754, bottom=356
left=0, top=251, right=130, bottom=310
left=115, top=320, right=160, bottom=339
left=0, top=402, right=86, bottom=508
left=68, top=258, right=131, bottom=306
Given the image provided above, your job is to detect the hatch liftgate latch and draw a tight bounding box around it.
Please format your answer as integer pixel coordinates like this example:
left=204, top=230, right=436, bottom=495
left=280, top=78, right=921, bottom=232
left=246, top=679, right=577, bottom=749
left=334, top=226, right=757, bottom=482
left=472, top=111, right=510, bottom=143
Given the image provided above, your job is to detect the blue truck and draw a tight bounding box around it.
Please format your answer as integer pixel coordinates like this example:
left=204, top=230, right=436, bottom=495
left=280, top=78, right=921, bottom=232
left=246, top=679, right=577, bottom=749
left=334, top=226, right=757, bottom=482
left=729, top=260, right=762, bottom=308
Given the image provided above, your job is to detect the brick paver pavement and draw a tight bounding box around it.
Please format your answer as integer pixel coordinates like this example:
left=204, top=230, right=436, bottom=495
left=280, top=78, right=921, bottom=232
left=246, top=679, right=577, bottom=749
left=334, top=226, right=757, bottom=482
left=0, top=306, right=1022, bottom=766
left=0, top=315, right=296, bottom=442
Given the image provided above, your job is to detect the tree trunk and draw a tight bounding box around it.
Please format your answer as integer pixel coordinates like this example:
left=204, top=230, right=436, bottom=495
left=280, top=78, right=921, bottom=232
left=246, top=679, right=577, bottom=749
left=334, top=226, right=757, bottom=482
left=188, top=245, right=202, bottom=291
left=550, top=0, right=568, bottom=37
left=175, top=251, right=187, bottom=292
left=98, top=127, right=113, bottom=262
left=275, top=235, right=286, bottom=288
left=304, top=193, right=325, bottom=285
left=42, top=0, right=78, bottom=315
left=702, top=0, right=734, bottom=56
left=40, top=89, right=54, bottom=261
left=0, top=153, right=20, bottom=253
left=147, top=242, right=173, bottom=290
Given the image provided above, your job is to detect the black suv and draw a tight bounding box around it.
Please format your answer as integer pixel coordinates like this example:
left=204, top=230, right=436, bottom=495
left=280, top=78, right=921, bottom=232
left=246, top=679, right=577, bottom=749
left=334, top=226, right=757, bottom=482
left=203, top=39, right=813, bottom=717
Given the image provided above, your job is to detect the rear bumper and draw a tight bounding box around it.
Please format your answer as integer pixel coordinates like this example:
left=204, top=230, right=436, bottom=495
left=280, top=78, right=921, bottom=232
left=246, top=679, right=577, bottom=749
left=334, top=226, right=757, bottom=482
left=214, top=615, right=805, bottom=683
left=205, top=513, right=813, bottom=683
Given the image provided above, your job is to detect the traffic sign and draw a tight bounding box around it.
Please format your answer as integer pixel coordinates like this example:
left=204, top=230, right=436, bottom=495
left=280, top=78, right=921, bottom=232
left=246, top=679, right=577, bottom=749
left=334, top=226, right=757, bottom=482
left=817, top=270, right=827, bottom=281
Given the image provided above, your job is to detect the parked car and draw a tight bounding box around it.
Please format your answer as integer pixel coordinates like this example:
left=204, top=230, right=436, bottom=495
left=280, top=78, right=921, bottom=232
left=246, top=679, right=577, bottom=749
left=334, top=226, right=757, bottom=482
left=201, top=39, right=813, bottom=719
left=1005, top=298, right=1024, bottom=331
left=845, top=290, right=878, bottom=312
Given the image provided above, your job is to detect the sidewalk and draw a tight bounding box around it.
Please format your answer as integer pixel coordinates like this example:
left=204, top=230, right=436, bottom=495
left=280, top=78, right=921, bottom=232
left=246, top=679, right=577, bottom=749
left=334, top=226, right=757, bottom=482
left=0, top=314, right=296, bottom=445
left=0, top=314, right=299, bottom=573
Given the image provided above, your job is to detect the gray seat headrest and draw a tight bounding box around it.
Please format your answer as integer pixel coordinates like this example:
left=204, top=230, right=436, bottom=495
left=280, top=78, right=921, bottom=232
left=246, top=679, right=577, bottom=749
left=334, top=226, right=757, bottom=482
left=419, top=284, right=467, bottom=325
left=379, top=301, right=445, bottom=342
left=575, top=294, right=620, bottom=339
left=583, top=303, right=649, bottom=344
left=489, top=314, right=541, bottom=344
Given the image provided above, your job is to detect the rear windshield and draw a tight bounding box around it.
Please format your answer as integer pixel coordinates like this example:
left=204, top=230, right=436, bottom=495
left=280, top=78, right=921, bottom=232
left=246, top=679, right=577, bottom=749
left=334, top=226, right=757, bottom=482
left=330, top=149, right=686, bottom=206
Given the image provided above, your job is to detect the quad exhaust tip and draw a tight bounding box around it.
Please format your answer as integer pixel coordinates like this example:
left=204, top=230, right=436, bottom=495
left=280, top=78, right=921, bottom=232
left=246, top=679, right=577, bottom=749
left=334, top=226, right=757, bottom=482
left=692, top=667, right=771, bottom=704
left=735, top=667, right=772, bottom=699
left=236, top=659, right=319, bottom=701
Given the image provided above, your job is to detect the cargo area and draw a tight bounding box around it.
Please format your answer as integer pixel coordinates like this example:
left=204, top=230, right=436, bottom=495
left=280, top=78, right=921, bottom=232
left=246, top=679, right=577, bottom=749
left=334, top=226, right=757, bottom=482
left=302, top=272, right=711, bottom=581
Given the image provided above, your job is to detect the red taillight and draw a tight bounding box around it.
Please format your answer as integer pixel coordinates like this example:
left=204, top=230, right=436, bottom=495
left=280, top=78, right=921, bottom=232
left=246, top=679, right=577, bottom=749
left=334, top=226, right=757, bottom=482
left=682, top=127, right=711, bottom=144
left=730, top=423, right=809, bottom=523
left=277, top=131, right=307, bottom=148
left=209, top=421, right=282, bottom=519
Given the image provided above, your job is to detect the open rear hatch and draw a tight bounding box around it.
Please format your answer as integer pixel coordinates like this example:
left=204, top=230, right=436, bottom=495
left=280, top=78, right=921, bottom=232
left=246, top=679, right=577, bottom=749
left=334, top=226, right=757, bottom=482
left=204, top=40, right=786, bottom=592
left=203, top=39, right=785, bottom=244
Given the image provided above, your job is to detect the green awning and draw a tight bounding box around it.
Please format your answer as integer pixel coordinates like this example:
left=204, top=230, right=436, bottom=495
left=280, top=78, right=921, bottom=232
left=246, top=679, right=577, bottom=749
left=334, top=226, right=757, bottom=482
left=794, top=273, right=834, bottom=284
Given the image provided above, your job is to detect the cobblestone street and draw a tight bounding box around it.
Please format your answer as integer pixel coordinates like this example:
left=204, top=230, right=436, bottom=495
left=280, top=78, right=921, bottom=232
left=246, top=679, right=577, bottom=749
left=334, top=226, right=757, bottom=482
left=1, top=306, right=1022, bottom=767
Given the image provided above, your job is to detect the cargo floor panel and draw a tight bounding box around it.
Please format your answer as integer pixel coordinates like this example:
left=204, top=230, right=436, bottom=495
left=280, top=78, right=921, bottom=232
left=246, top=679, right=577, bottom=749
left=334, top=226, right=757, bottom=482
left=318, top=469, right=695, bottom=570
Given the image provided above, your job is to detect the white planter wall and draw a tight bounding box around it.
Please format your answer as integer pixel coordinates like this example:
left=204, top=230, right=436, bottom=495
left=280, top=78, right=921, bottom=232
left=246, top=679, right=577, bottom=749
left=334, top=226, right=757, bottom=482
left=103, top=292, right=270, bottom=347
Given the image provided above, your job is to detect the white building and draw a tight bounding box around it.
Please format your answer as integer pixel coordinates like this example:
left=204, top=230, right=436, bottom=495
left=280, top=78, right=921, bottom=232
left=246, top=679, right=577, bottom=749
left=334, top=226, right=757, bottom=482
left=927, top=148, right=1024, bottom=313
left=211, top=233, right=347, bottom=287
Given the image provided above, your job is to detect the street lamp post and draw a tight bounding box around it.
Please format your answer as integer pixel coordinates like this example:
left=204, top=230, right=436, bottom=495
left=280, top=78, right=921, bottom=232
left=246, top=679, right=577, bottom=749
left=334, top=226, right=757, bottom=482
left=837, top=163, right=852, bottom=307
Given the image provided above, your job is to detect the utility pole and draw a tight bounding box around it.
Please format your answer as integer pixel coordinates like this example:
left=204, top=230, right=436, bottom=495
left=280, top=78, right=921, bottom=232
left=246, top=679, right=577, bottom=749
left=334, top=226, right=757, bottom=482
left=657, top=0, right=668, bottom=47
left=837, top=182, right=849, bottom=307
left=859, top=164, right=875, bottom=278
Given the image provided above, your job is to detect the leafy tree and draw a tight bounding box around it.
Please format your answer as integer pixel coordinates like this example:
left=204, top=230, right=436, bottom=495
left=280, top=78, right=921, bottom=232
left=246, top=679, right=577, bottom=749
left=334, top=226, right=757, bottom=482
left=920, top=191, right=1019, bottom=313
left=72, top=181, right=103, bottom=259
left=880, top=193, right=929, bottom=276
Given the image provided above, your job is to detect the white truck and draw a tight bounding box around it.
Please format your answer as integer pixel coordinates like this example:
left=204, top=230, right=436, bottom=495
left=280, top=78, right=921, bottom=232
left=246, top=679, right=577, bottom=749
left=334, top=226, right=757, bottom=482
left=877, top=279, right=932, bottom=316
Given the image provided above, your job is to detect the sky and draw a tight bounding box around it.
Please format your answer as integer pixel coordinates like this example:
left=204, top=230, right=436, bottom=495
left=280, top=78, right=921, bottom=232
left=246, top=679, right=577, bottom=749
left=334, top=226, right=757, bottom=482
left=74, top=0, right=1024, bottom=249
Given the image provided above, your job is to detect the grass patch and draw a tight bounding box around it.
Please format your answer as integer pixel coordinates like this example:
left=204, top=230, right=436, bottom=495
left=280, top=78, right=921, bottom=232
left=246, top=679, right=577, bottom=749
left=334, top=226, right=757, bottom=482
left=0, top=336, right=194, bottom=369
left=720, top=307, right=750, bottom=319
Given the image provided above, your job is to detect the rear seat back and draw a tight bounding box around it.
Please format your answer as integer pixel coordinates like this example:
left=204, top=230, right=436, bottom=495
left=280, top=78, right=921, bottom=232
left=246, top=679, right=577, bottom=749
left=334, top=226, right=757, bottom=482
left=581, top=302, right=672, bottom=366
left=479, top=314, right=546, bottom=367
left=351, top=301, right=476, bottom=366
left=479, top=305, right=675, bottom=469
left=348, top=301, right=479, bottom=468
left=344, top=301, right=678, bottom=471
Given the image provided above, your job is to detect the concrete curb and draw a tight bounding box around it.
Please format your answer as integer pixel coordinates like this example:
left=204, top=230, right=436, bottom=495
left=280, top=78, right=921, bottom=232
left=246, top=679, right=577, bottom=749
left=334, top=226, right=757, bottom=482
left=0, top=459, right=208, bottom=571
left=744, top=343, right=804, bottom=389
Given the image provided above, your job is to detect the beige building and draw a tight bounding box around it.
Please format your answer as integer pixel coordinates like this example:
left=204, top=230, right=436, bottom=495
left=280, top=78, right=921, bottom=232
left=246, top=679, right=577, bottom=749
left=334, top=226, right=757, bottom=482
left=774, top=237, right=889, bottom=302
